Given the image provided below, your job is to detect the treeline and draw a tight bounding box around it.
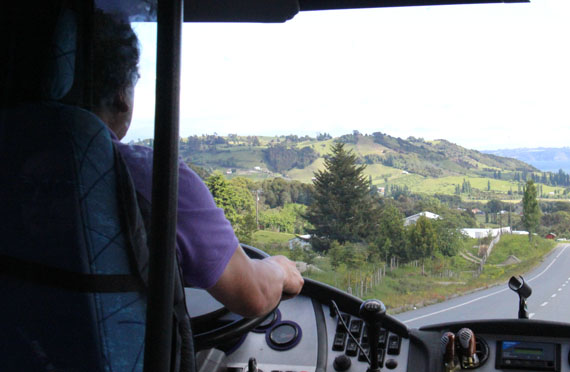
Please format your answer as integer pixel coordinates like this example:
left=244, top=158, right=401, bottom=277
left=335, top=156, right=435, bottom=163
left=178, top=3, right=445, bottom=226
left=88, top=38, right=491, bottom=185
left=263, top=144, right=318, bottom=173
left=514, top=169, right=570, bottom=187
left=180, top=134, right=261, bottom=154
left=201, top=172, right=315, bottom=241
left=260, top=177, right=313, bottom=208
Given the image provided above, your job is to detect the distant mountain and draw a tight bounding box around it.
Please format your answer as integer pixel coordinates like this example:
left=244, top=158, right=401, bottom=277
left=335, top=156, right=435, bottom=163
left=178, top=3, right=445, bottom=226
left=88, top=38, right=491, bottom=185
left=482, top=148, right=570, bottom=173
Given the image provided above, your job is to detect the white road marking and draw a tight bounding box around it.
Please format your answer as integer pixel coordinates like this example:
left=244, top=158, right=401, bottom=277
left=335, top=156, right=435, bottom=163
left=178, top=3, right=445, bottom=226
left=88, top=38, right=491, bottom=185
left=529, top=313, right=535, bottom=319
left=402, top=245, right=567, bottom=324
left=563, top=284, right=567, bottom=287
left=402, top=287, right=509, bottom=323
left=552, top=294, right=557, bottom=298
left=528, top=245, right=567, bottom=283
left=556, top=247, right=567, bottom=258
left=558, top=288, right=562, bottom=291
left=540, top=302, right=548, bottom=307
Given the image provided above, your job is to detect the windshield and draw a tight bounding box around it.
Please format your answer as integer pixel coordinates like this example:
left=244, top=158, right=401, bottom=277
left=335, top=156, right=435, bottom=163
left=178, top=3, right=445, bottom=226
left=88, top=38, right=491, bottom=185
left=125, top=0, right=569, bottom=326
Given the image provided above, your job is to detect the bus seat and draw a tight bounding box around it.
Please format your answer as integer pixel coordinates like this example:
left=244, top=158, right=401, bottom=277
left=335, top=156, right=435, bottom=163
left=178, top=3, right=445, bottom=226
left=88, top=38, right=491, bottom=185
left=0, top=5, right=149, bottom=371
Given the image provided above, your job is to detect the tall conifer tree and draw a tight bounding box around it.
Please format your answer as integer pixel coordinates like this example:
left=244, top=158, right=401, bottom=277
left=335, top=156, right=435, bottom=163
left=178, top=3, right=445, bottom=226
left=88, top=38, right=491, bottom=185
left=522, top=180, right=541, bottom=241
left=305, top=142, right=375, bottom=251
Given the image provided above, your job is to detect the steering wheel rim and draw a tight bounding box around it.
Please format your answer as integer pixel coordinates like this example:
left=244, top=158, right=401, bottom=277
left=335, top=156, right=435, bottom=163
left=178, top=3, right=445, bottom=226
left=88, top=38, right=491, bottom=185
left=191, top=244, right=274, bottom=351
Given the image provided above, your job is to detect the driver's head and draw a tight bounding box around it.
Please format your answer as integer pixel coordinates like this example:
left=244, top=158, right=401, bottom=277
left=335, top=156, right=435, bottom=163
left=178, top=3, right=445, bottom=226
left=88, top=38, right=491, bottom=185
left=90, top=10, right=140, bottom=139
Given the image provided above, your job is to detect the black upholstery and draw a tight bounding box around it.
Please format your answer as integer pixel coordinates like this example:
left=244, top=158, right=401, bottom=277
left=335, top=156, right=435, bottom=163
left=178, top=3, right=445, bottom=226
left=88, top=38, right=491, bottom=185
left=0, top=4, right=148, bottom=371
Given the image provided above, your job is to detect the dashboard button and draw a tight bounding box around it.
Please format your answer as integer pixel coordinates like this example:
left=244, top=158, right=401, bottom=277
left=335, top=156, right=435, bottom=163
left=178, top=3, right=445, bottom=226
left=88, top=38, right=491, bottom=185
left=379, top=329, right=387, bottom=348
left=349, top=319, right=363, bottom=337
left=387, top=335, right=401, bottom=355
left=333, top=332, right=347, bottom=351
left=337, top=314, right=351, bottom=332
left=358, top=344, right=369, bottom=362
left=346, top=339, right=358, bottom=356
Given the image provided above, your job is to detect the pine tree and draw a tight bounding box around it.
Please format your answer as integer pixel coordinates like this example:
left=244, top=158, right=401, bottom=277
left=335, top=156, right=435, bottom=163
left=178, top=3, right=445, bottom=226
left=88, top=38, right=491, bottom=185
left=305, top=142, right=376, bottom=251
left=522, top=180, right=541, bottom=241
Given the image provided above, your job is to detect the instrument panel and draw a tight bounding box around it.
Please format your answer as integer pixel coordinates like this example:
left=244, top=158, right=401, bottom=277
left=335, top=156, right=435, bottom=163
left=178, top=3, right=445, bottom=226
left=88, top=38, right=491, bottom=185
left=189, top=285, right=570, bottom=372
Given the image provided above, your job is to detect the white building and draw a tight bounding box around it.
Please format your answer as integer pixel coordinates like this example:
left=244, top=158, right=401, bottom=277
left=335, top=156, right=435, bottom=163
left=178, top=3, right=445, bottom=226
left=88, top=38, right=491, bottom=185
left=461, top=227, right=512, bottom=239
left=404, top=211, right=441, bottom=226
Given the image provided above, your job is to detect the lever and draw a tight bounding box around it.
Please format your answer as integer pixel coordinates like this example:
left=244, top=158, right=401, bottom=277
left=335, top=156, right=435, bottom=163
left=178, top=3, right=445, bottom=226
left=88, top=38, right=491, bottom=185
left=247, top=357, right=258, bottom=372
left=457, top=328, right=479, bottom=368
left=359, top=299, right=386, bottom=372
left=440, top=332, right=459, bottom=372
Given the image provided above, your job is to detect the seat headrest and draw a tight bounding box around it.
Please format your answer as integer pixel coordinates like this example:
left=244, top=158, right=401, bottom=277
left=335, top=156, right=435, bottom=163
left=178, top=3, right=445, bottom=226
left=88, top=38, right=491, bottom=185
left=42, top=8, right=77, bottom=101
left=0, top=5, right=77, bottom=105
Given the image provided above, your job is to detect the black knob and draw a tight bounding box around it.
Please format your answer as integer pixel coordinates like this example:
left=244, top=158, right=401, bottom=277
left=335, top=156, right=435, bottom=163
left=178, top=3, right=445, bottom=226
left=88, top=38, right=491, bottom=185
left=359, top=300, right=386, bottom=323
left=248, top=357, right=258, bottom=372
left=333, top=355, right=352, bottom=371
left=385, top=359, right=398, bottom=369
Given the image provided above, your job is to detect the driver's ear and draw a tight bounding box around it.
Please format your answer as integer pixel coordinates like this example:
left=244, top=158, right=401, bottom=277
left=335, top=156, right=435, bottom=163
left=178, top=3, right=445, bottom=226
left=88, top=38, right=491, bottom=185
left=113, top=89, right=131, bottom=113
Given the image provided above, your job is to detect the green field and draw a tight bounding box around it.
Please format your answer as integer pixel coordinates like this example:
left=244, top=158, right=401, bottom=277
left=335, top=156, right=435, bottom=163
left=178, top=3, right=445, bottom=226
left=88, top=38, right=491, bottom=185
left=389, top=175, right=566, bottom=197
left=252, top=230, right=295, bottom=244
left=299, top=236, right=556, bottom=312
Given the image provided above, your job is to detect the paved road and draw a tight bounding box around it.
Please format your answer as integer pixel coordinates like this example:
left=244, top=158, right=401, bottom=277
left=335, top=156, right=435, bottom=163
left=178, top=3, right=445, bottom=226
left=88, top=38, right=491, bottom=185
left=394, top=244, right=570, bottom=328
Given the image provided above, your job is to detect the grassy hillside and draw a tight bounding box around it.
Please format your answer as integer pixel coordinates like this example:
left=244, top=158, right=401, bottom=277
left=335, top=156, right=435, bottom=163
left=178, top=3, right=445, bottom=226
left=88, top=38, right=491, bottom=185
left=389, top=175, right=566, bottom=197
left=168, top=131, right=570, bottom=201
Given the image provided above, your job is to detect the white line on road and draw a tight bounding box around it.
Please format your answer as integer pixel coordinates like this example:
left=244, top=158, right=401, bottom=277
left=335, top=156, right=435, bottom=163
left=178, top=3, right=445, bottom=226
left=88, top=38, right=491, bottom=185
left=552, top=294, right=557, bottom=298
left=529, top=313, right=535, bottom=319
left=558, top=288, right=562, bottom=291
left=402, top=287, right=509, bottom=324
left=555, top=244, right=569, bottom=258
left=541, top=302, right=548, bottom=307
left=402, top=245, right=567, bottom=324
left=529, top=245, right=567, bottom=283
left=564, top=284, right=567, bottom=287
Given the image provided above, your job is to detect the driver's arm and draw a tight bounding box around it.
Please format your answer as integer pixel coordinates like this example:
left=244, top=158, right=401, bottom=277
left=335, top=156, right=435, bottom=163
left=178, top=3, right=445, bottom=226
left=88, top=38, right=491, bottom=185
left=207, top=245, right=304, bottom=318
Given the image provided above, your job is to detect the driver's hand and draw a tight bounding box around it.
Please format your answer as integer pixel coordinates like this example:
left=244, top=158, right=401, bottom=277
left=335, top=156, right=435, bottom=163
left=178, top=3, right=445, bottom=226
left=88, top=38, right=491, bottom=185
left=265, top=255, right=304, bottom=299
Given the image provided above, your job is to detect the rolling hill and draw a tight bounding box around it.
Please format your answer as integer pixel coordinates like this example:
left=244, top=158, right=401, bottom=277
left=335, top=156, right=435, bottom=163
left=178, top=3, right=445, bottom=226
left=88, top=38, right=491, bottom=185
left=175, top=131, right=536, bottom=179
left=159, top=132, right=570, bottom=200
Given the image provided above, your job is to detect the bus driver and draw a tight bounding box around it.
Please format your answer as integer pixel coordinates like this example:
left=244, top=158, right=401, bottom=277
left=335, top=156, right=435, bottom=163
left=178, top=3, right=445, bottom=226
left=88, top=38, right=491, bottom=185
left=89, top=11, right=304, bottom=318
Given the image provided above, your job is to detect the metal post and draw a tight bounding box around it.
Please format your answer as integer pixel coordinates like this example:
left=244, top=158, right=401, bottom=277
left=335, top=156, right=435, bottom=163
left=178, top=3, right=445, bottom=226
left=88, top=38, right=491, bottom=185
left=143, top=0, right=183, bottom=371
left=256, top=190, right=259, bottom=228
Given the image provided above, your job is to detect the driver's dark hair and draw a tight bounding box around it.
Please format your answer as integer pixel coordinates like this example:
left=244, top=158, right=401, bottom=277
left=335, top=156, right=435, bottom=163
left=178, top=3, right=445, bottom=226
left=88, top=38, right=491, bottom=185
left=91, top=10, right=140, bottom=109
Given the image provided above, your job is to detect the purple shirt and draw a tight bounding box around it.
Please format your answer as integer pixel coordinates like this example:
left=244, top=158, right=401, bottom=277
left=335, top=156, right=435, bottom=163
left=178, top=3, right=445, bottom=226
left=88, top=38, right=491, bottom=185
left=111, top=134, right=238, bottom=289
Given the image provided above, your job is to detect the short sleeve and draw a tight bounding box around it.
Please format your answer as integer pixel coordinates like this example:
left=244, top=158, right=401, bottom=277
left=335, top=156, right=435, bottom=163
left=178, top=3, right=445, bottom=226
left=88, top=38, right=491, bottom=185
left=114, top=139, right=238, bottom=289
left=175, top=162, right=239, bottom=288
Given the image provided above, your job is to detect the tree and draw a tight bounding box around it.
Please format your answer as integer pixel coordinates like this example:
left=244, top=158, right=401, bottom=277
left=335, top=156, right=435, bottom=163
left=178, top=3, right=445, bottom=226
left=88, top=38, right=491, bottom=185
left=305, top=142, right=377, bottom=251
left=433, top=219, right=461, bottom=257
left=407, top=216, right=438, bottom=261
left=206, top=174, right=257, bottom=244
left=522, top=180, right=541, bottom=241
left=375, top=203, right=407, bottom=260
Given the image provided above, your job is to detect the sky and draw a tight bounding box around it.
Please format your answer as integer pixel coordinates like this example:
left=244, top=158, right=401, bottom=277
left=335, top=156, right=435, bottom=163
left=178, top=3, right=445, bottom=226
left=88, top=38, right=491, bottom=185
left=127, top=0, right=570, bottom=151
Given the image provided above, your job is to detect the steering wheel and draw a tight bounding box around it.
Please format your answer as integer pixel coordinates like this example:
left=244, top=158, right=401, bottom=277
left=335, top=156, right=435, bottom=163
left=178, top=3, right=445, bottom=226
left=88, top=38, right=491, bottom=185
left=191, top=244, right=275, bottom=351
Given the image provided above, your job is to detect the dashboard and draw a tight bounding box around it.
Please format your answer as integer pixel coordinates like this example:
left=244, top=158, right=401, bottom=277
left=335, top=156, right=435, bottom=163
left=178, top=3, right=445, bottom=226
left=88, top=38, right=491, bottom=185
left=186, top=246, right=570, bottom=372
left=187, top=278, right=570, bottom=372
